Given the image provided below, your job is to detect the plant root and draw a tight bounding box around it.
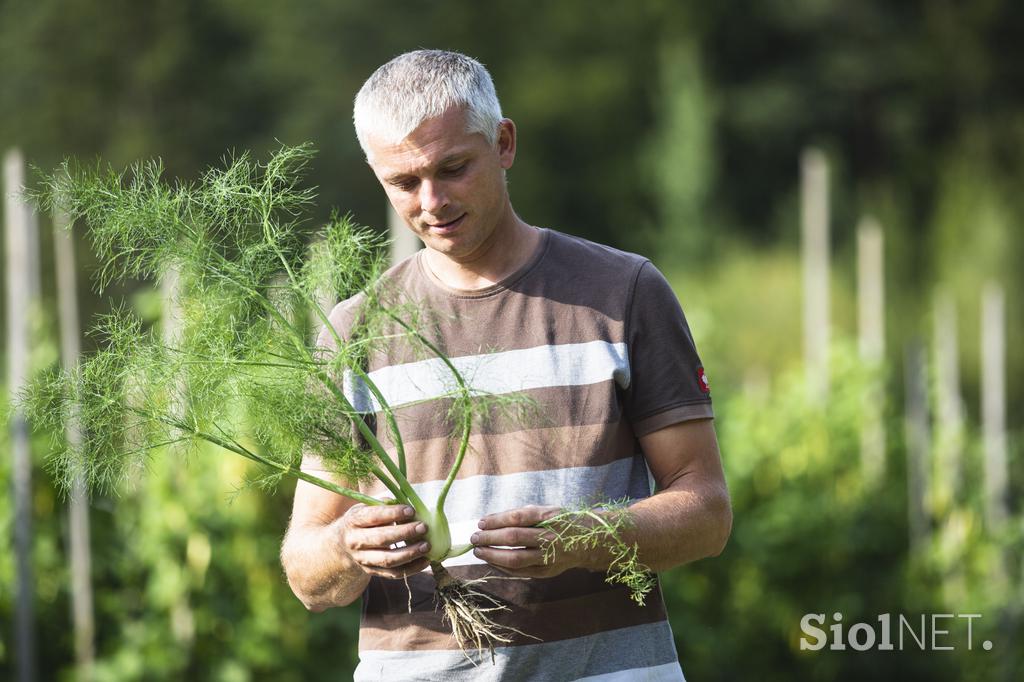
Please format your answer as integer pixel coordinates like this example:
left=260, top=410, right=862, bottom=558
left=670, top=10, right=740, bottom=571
left=430, top=562, right=536, bottom=664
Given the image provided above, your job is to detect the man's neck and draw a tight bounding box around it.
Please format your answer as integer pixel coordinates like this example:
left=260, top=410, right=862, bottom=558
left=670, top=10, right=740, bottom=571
left=422, top=216, right=541, bottom=291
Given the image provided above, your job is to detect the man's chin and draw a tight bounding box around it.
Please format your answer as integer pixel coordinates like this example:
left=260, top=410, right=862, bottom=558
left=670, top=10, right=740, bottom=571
left=422, top=236, right=479, bottom=263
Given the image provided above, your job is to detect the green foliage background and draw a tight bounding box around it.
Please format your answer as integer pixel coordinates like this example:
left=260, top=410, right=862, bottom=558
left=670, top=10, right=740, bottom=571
left=1, top=1, right=1022, bottom=679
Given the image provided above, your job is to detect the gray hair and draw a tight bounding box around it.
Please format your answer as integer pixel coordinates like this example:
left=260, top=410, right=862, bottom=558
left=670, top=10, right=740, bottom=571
left=353, top=50, right=503, bottom=157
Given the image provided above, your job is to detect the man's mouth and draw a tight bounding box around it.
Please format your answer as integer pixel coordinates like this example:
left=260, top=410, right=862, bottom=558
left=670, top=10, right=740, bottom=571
left=426, top=214, right=466, bottom=233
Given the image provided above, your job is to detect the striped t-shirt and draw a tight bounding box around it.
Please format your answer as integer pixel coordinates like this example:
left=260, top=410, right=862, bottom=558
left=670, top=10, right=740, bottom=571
left=305, top=228, right=713, bottom=681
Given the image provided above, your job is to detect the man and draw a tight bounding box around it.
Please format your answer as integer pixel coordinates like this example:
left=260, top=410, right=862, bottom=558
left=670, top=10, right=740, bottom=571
left=281, top=49, right=731, bottom=681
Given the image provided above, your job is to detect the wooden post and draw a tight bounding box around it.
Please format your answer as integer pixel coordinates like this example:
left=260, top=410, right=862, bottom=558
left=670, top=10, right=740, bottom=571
left=53, top=209, right=95, bottom=674
left=5, top=147, right=38, bottom=682
left=160, top=265, right=186, bottom=423
left=904, top=340, right=931, bottom=551
left=388, top=203, right=420, bottom=266
left=932, top=290, right=964, bottom=516
left=801, top=148, right=829, bottom=399
left=159, top=265, right=196, bottom=647
left=161, top=266, right=182, bottom=346
left=857, top=216, right=885, bottom=481
left=857, top=217, right=885, bottom=362
left=930, top=291, right=971, bottom=599
left=981, top=283, right=1008, bottom=532
left=308, top=241, right=334, bottom=344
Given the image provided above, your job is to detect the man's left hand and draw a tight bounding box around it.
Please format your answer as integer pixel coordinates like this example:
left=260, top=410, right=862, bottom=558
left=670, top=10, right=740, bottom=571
left=471, top=505, right=587, bottom=578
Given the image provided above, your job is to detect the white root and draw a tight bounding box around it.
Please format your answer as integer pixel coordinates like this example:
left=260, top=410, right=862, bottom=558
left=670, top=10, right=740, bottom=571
left=430, top=562, right=537, bottom=664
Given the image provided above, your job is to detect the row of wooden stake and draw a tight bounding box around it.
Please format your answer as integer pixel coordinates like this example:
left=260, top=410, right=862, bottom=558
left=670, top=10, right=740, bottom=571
left=800, top=148, right=1012, bottom=552
left=4, top=149, right=93, bottom=682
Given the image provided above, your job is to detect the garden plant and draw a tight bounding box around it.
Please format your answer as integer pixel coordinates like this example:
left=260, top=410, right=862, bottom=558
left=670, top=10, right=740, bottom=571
left=16, top=144, right=653, bottom=657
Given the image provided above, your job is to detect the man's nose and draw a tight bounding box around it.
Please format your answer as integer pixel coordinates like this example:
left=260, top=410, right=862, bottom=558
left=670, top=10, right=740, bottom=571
left=419, top=179, right=448, bottom=215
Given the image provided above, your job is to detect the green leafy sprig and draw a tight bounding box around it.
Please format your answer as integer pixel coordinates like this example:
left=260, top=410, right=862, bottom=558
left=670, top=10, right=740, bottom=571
left=539, top=499, right=656, bottom=605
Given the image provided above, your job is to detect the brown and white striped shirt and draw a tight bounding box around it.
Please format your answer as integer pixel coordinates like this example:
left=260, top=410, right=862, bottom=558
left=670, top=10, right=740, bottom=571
left=306, top=228, right=712, bottom=681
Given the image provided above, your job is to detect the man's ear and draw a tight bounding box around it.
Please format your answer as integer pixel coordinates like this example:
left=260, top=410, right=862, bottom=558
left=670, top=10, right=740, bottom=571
left=497, top=118, right=517, bottom=170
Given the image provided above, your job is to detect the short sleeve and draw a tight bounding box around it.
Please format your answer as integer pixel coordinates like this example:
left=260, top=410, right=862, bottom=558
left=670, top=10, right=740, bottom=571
left=622, top=261, right=713, bottom=437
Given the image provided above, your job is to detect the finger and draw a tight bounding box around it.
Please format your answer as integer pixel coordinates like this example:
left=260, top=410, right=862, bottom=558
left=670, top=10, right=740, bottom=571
left=355, top=541, right=431, bottom=570
left=347, top=503, right=416, bottom=528
left=363, top=556, right=431, bottom=580
left=473, top=546, right=546, bottom=570
left=485, top=566, right=551, bottom=579
left=470, top=527, right=552, bottom=549
left=477, top=505, right=560, bottom=531
left=347, top=521, right=428, bottom=551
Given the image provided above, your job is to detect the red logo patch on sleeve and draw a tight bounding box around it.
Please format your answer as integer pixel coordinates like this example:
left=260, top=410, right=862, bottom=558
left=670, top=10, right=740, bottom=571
left=697, top=367, right=711, bottom=394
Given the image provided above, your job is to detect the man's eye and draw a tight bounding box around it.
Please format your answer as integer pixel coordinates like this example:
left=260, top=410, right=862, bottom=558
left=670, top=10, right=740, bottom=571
left=393, top=179, right=418, bottom=192
left=441, top=163, right=466, bottom=177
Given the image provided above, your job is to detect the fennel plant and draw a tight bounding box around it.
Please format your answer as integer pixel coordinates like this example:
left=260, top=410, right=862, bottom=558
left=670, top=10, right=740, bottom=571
left=17, top=143, right=653, bottom=655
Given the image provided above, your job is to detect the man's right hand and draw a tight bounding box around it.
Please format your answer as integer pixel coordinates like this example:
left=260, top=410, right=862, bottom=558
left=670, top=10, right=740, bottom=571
left=283, top=478, right=431, bottom=609
left=340, top=503, right=432, bottom=579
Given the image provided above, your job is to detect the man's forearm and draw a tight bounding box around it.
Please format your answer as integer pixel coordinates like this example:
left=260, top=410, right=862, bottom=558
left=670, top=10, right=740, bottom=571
left=623, top=480, right=732, bottom=572
left=281, top=519, right=369, bottom=611
left=571, top=481, right=731, bottom=575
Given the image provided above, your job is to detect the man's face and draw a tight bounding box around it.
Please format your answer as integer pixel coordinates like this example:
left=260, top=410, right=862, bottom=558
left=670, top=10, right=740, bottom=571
left=364, top=107, right=516, bottom=263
